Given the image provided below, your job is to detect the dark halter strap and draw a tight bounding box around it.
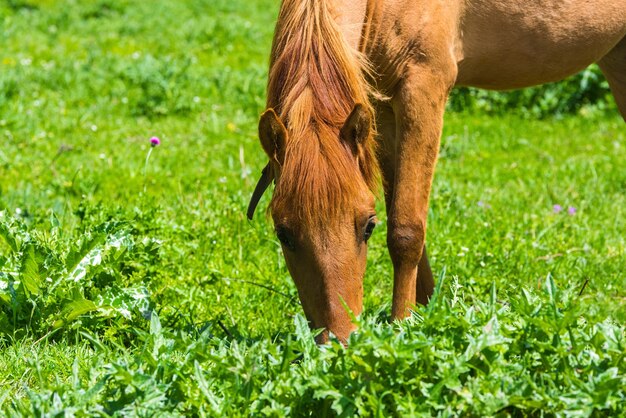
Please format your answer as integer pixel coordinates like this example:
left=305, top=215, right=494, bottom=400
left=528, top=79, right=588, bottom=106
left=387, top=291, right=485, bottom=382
left=246, top=163, right=273, bottom=220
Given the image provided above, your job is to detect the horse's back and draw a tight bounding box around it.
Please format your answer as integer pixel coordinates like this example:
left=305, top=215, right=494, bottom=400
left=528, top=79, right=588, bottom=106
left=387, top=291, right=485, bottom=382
left=456, top=0, right=626, bottom=89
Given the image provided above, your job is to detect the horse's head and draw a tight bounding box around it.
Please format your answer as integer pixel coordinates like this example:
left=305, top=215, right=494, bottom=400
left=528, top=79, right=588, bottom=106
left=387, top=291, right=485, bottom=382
left=248, top=103, right=378, bottom=343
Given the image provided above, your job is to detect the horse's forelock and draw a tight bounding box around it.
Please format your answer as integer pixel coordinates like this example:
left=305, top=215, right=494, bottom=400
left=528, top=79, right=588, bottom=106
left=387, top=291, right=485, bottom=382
left=270, top=126, right=368, bottom=226
left=266, top=0, right=379, bottom=226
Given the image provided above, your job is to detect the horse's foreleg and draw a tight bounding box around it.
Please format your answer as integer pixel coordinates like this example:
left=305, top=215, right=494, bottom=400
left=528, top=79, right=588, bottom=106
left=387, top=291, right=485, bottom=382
left=599, top=36, right=626, bottom=122
left=416, top=245, right=434, bottom=305
left=388, top=64, right=455, bottom=319
left=376, top=103, right=398, bottom=211
left=376, top=102, right=435, bottom=307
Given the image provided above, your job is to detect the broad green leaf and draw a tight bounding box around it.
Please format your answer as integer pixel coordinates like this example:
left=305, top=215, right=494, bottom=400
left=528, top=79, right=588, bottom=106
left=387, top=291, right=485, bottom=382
left=20, top=245, right=43, bottom=298
left=53, top=298, right=98, bottom=328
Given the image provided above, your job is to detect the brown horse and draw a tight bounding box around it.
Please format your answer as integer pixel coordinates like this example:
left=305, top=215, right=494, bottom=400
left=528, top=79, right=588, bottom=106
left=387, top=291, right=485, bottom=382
left=248, top=0, right=626, bottom=343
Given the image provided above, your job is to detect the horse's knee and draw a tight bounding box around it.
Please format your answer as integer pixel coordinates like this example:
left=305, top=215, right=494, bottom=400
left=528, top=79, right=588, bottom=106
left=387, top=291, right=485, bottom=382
left=387, top=221, right=425, bottom=267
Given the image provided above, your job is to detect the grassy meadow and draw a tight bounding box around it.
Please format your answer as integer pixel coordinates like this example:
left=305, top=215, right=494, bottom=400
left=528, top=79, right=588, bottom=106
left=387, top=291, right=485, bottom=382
left=1, top=0, right=625, bottom=415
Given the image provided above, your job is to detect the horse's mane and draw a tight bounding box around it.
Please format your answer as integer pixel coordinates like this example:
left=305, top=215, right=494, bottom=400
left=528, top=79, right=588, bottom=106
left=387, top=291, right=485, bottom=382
left=267, top=0, right=378, bottom=224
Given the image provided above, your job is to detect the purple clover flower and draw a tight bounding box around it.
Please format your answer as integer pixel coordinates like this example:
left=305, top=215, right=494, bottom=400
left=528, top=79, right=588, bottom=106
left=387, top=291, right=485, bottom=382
left=567, top=206, right=577, bottom=216
left=553, top=204, right=563, bottom=214
left=150, top=136, right=161, bottom=147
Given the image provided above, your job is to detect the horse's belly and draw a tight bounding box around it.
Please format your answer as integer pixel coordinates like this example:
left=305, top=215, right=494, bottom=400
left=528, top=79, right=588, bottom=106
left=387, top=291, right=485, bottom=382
left=455, top=0, right=626, bottom=89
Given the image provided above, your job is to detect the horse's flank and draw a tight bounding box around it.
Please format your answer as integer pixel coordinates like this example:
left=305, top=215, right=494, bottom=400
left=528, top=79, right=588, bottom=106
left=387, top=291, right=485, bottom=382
left=266, top=0, right=378, bottom=225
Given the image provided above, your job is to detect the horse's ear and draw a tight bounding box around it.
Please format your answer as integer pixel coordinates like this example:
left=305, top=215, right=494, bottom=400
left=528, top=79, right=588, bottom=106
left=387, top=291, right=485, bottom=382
left=340, top=103, right=372, bottom=155
left=259, top=109, right=287, bottom=164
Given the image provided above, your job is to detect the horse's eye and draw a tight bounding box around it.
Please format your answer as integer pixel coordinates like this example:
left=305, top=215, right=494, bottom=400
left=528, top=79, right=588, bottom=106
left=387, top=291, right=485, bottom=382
left=364, top=217, right=377, bottom=242
left=276, top=227, right=295, bottom=251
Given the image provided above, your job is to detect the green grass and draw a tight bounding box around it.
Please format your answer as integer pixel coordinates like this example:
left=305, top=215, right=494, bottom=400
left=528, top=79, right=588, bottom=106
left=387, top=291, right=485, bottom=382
left=1, top=0, right=625, bottom=416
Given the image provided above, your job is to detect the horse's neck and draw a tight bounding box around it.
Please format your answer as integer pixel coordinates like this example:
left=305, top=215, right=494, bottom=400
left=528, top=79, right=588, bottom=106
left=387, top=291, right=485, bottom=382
left=329, top=0, right=369, bottom=50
